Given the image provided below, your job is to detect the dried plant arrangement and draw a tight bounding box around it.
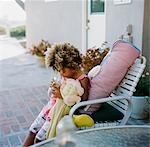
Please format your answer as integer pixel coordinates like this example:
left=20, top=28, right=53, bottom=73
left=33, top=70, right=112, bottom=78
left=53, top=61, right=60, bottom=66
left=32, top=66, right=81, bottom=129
left=30, top=40, right=51, bottom=57
left=81, top=47, right=109, bottom=73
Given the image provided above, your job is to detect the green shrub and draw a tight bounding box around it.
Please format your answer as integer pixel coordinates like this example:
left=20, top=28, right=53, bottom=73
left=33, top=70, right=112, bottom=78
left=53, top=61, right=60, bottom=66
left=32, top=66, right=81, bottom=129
left=10, top=25, right=26, bottom=38
left=134, top=72, right=150, bottom=96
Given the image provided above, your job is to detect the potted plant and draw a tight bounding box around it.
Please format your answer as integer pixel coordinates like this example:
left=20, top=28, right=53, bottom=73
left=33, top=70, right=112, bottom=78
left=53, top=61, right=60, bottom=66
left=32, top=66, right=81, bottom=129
left=30, top=40, right=51, bottom=67
left=81, top=47, right=109, bottom=73
left=131, top=72, right=150, bottom=119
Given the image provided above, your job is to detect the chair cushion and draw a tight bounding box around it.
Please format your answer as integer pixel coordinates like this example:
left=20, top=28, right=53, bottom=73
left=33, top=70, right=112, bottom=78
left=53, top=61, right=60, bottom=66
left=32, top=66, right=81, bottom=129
left=87, top=40, right=140, bottom=113
left=90, top=103, right=124, bottom=122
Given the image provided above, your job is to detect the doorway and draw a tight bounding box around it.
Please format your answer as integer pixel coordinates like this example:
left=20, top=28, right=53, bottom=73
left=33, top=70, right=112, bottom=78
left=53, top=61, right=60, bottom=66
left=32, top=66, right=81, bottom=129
left=86, top=0, right=106, bottom=48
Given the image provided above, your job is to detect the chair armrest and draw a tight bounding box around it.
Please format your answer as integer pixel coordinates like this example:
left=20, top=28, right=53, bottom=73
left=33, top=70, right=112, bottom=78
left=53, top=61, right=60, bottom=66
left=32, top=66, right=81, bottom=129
left=69, top=96, right=131, bottom=117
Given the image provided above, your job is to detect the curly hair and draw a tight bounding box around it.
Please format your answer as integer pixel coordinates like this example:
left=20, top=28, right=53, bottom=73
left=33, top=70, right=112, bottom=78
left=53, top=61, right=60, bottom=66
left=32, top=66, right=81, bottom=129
left=45, top=43, right=82, bottom=71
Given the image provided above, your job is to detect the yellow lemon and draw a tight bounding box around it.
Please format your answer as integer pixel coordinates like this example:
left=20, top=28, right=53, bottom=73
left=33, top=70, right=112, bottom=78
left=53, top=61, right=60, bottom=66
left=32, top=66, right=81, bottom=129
left=73, top=114, right=94, bottom=127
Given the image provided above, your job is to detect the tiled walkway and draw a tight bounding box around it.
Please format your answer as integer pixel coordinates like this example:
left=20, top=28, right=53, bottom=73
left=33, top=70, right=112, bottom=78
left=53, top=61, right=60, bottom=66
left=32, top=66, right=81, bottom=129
left=0, top=53, right=55, bottom=146
left=0, top=86, right=48, bottom=147
left=0, top=53, right=149, bottom=147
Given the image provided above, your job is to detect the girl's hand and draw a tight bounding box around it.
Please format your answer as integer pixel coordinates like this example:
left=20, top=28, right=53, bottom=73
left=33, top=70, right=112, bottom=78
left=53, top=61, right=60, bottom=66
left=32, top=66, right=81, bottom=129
left=50, top=82, right=62, bottom=99
left=50, top=79, right=58, bottom=87
left=52, top=87, right=62, bottom=99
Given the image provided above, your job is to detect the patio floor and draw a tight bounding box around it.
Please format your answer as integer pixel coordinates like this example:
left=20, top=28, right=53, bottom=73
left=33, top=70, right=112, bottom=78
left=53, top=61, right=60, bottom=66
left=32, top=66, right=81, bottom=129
left=0, top=53, right=149, bottom=147
left=0, top=36, right=26, bottom=61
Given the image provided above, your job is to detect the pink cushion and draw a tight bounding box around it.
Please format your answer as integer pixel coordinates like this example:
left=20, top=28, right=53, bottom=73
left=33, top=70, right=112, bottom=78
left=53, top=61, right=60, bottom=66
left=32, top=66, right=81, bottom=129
left=88, top=40, right=140, bottom=112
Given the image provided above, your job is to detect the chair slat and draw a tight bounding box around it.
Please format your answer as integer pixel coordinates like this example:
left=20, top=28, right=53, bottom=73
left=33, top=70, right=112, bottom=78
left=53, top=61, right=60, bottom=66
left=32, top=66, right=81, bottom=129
left=116, top=87, right=134, bottom=95
left=120, top=83, right=135, bottom=91
left=118, top=99, right=128, bottom=106
left=110, top=92, right=117, bottom=97
left=125, top=74, right=139, bottom=81
left=108, top=100, right=128, bottom=110
left=127, top=70, right=141, bottom=76
left=130, top=63, right=145, bottom=69
left=108, top=102, right=126, bottom=114
left=110, top=93, right=129, bottom=106
left=121, top=79, right=136, bottom=87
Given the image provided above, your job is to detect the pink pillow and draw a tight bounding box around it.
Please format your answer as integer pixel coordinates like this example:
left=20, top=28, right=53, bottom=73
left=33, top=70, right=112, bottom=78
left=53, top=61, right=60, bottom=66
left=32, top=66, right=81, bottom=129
left=87, top=40, right=140, bottom=113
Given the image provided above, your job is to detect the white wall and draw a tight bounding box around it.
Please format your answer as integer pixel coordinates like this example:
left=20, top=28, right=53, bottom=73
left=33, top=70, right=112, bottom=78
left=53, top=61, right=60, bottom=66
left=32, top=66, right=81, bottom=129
left=25, top=0, right=83, bottom=51
left=105, top=0, right=144, bottom=49
left=142, top=0, right=150, bottom=71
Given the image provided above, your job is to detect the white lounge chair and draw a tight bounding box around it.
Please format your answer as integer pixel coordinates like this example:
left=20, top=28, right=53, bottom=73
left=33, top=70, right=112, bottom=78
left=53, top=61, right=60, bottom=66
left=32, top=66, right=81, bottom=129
left=69, top=56, right=146, bottom=129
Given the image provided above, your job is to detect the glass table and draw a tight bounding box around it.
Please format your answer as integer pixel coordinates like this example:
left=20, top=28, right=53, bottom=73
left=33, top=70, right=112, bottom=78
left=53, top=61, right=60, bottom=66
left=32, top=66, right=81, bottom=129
left=32, top=125, right=150, bottom=147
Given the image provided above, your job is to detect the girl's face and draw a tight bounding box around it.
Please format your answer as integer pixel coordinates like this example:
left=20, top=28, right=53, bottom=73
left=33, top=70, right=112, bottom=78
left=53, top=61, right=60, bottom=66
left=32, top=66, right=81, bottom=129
left=60, top=68, right=75, bottom=78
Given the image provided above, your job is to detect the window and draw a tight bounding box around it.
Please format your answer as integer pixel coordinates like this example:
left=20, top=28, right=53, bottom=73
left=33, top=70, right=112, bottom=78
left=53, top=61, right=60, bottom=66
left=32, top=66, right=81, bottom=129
left=91, top=0, right=105, bottom=14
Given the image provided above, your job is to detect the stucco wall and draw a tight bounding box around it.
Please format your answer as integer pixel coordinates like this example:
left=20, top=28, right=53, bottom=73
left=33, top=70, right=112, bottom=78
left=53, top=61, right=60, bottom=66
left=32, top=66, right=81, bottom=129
left=142, top=0, right=150, bottom=71
left=25, top=0, right=83, bottom=50
left=105, top=0, right=144, bottom=49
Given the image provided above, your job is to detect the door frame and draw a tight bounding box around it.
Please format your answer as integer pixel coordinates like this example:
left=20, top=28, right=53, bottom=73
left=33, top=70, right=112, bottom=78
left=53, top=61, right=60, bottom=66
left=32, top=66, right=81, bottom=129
left=81, top=0, right=88, bottom=54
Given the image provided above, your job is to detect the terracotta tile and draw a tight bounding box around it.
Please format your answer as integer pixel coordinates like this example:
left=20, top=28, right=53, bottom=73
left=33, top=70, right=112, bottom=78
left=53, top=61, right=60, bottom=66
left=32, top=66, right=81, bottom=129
left=2, top=126, right=11, bottom=135
left=0, top=137, right=10, bottom=147
left=16, top=116, right=27, bottom=124
left=11, top=125, right=20, bottom=133
left=8, top=135, right=21, bottom=146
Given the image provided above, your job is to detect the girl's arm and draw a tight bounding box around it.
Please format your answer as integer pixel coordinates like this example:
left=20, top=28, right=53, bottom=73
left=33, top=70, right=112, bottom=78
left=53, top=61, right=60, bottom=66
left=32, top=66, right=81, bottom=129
left=80, top=77, right=90, bottom=101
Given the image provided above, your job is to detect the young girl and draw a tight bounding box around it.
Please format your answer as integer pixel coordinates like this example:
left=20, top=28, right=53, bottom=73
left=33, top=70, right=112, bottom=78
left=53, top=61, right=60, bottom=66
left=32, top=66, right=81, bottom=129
left=23, top=43, right=90, bottom=146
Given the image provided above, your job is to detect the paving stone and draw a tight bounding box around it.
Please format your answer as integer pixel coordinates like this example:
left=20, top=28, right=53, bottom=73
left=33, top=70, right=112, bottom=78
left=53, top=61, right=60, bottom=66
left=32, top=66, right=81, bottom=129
left=26, top=100, right=38, bottom=107
left=24, top=112, right=34, bottom=122
left=19, top=132, right=28, bottom=143
left=36, top=103, right=45, bottom=112
left=29, top=106, right=39, bottom=117
left=11, top=125, right=20, bottom=133
left=5, top=111, right=13, bottom=118
left=2, top=101, right=9, bottom=106
left=0, top=128, right=4, bottom=138
left=41, top=99, right=48, bottom=105
left=14, top=110, right=23, bottom=116
left=0, top=103, right=10, bottom=110
left=2, top=126, right=11, bottom=135
left=0, top=138, right=10, bottom=147
left=16, top=116, right=27, bottom=124
left=17, top=102, right=26, bottom=109
left=0, top=118, right=18, bottom=127
left=0, top=112, right=5, bottom=118
left=20, top=123, right=31, bottom=131
left=8, top=135, right=21, bottom=146
left=9, top=106, right=20, bottom=111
